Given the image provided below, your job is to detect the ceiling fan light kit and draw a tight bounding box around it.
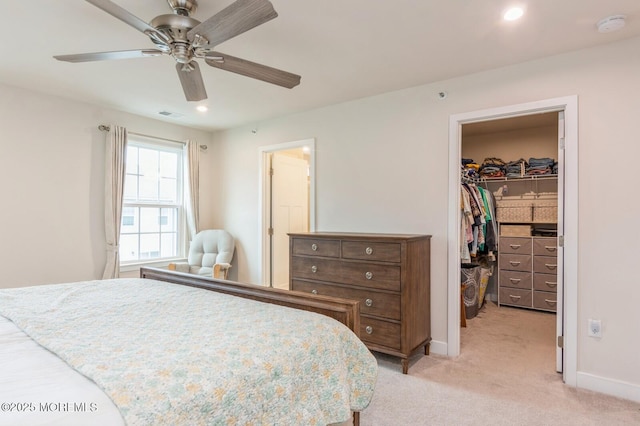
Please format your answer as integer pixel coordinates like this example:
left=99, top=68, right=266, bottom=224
left=54, top=0, right=301, bottom=102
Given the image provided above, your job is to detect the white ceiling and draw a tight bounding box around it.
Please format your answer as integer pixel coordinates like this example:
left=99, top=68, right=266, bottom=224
left=2, top=1, right=639, bottom=132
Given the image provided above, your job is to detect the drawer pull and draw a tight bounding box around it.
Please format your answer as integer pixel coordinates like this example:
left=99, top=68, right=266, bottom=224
left=365, top=325, right=373, bottom=335
left=544, top=263, right=557, bottom=271
left=365, top=271, right=373, bottom=280
left=508, top=295, right=521, bottom=301
left=544, top=299, right=557, bottom=306
left=311, top=289, right=318, bottom=295
left=509, top=261, right=521, bottom=266
left=509, top=244, right=522, bottom=249
left=311, top=243, right=318, bottom=251
left=311, top=265, right=318, bottom=273
left=509, top=278, right=521, bottom=283
left=544, top=246, right=557, bottom=252
left=365, top=246, right=373, bottom=255
left=365, top=298, right=373, bottom=307
left=545, top=281, right=557, bottom=288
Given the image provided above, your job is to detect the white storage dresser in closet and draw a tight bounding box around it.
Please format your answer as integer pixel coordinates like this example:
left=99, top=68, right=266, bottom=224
left=499, top=235, right=558, bottom=311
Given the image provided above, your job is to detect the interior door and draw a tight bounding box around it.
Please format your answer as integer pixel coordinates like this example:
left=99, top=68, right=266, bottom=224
left=270, top=153, right=309, bottom=289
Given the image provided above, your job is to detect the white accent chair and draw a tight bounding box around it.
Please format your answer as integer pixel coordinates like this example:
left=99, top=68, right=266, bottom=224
left=168, top=229, right=235, bottom=279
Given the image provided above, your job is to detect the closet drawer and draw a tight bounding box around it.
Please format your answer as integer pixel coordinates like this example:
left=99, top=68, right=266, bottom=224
left=360, top=316, right=401, bottom=350
left=533, top=273, right=558, bottom=293
left=342, top=241, right=401, bottom=263
left=533, top=238, right=558, bottom=256
left=499, top=287, right=532, bottom=308
left=533, top=256, right=558, bottom=274
left=291, top=279, right=401, bottom=320
left=499, top=270, right=532, bottom=290
left=499, top=253, right=532, bottom=272
left=291, top=237, right=340, bottom=257
left=533, top=291, right=557, bottom=312
left=499, top=237, right=532, bottom=254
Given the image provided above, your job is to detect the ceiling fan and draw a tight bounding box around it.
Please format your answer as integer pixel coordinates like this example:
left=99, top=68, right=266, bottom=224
left=54, top=0, right=301, bottom=102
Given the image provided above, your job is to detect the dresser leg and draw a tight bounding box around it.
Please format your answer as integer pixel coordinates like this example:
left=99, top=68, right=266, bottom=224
left=401, top=359, right=409, bottom=374
left=424, top=343, right=430, bottom=355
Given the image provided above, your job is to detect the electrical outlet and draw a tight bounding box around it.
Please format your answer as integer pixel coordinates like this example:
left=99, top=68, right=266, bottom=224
left=588, top=319, right=602, bottom=337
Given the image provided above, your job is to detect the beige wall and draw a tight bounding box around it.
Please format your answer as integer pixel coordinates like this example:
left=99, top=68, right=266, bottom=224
left=462, top=125, right=558, bottom=166
left=211, top=36, right=640, bottom=400
left=0, top=84, right=214, bottom=287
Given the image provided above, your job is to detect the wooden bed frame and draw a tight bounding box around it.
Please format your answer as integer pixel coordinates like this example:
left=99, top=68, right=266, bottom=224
left=140, top=267, right=363, bottom=425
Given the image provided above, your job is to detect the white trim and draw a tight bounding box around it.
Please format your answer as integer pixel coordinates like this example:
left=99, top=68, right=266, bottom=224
left=576, top=372, right=640, bottom=403
left=447, top=96, right=578, bottom=387
left=258, top=139, right=316, bottom=286
left=429, top=340, right=448, bottom=356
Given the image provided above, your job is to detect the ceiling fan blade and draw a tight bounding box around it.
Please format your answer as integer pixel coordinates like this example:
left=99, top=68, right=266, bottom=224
left=176, top=62, right=208, bottom=102
left=188, top=0, right=278, bottom=47
left=205, top=52, right=301, bottom=89
left=85, top=0, right=169, bottom=42
left=54, top=49, right=165, bottom=63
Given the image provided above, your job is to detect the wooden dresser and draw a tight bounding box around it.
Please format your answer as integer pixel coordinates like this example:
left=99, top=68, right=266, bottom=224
left=289, top=232, right=431, bottom=373
left=498, top=236, right=558, bottom=312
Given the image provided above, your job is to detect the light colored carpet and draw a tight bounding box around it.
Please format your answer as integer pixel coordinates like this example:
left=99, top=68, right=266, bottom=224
left=360, top=302, right=640, bottom=425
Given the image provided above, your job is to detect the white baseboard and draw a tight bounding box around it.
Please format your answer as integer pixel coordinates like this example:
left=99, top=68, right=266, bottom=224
left=576, top=371, right=640, bottom=403
left=429, top=339, right=447, bottom=356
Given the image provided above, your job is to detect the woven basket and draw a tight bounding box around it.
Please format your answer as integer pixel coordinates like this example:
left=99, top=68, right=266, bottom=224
left=533, top=200, right=558, bottom=223
left=496, top=200, right=533, bottom=223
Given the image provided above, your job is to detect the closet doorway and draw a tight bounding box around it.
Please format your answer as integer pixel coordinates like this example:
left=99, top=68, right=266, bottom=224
left=259, top=139, right=315, bottom=289
left=447, top=96, right=578, bottom=386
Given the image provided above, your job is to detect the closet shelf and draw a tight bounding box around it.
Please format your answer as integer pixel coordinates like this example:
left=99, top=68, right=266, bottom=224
left=480, top=174, right=558, bottom=183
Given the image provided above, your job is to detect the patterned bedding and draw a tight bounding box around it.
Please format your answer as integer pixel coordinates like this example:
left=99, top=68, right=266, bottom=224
left=0, top=278, right=377, bottom=425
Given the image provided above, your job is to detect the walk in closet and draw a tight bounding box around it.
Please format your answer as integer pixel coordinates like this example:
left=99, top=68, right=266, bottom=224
left=460, top=112, right=561, bottom=321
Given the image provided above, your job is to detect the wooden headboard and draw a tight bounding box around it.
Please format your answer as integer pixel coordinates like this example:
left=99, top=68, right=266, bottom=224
left=139, top=267, right=361, bottom=336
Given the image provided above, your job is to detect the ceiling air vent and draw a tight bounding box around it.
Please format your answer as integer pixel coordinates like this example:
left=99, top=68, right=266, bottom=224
left=158, top=110, right=184, bottom=118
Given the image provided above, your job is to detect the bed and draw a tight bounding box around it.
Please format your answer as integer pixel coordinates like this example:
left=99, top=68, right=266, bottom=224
left=0, top=267, right=377, bottom=425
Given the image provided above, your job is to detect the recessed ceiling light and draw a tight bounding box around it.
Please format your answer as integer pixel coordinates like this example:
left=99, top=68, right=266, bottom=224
left=503, top=7, right=524, bottom=21
left=196, top=105, right=208, bottom=112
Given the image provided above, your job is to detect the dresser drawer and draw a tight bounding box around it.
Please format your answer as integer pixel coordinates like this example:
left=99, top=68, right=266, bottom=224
left=360, top=316, right=401, bottom=350
left=533, top=256, right=558, bottom=274
left=292, top=280, right=400, bottom=320
left=499, top=253, right=532, bottom=272
left=342, top=241, right=401, bottom=263
left=291, top=257, right=401, bottom=291
left=291, top=237, right=340, bottom=257
left=533, top=273, right=558, bottom=293
left=291, top=257, right=343, bottom=283
left=499, top=237, right=532, bottom=254
left=499, top=269, right=532, bottom=290
left=533, top=238, right=558, bottom=256
left=533, top=291, right=557, bottom=312
left=340, top=262, right=401, bottom=291
left=499, top=287, right=532, bottom=308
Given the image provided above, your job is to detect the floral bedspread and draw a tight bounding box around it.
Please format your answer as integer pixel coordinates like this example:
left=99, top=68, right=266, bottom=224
left=0, top=278, right=377, bottom=425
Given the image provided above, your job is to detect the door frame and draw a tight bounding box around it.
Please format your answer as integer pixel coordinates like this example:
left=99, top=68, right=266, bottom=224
left=258, top=139, right=316, bottom=286
left=447, top=96, right=578, bottom=386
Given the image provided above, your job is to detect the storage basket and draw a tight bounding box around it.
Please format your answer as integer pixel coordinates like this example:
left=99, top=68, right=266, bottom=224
left=496, top=200, right=533, bottom=223
left=500, top=224, right=532, bottom=237
left=532, top=199, right=558, bottom=223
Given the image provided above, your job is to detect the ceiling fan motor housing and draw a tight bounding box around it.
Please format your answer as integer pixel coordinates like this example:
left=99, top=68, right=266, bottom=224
left=149, top=14, right=202, bottom=63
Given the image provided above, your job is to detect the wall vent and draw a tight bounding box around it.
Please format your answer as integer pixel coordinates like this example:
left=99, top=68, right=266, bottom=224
left=158, top=110, right=184, bottom=118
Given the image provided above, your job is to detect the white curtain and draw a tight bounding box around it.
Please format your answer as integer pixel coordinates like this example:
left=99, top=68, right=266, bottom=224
left=185, top=140, right=200, bottom=240
left=102, top=125, right=127, bottom=279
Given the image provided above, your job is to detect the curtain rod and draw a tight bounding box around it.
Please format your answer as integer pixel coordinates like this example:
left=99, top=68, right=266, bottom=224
left=98, top=125, right=207, bottom=151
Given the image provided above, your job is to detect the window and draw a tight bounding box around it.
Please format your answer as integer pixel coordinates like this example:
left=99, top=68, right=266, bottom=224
left=120, top=137, right=185, bottom=264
